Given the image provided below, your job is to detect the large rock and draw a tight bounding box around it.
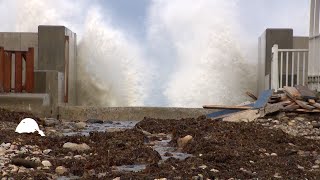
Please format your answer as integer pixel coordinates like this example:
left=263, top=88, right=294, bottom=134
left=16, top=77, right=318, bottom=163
left=63, top=142, right=90, bottom=151
left=177, top=135, right=193, bottom=149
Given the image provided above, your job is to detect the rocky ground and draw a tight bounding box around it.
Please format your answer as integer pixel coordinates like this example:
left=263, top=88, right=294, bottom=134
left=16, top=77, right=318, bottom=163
left=0, top=108, right=320, bottom=179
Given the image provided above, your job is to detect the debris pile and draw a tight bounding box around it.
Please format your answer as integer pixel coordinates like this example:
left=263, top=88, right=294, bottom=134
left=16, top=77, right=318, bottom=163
left=204, top=85, right=320, bottom=122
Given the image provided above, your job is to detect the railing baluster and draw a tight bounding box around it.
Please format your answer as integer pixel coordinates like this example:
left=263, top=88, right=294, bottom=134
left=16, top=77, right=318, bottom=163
left=280, top=52, right=283, bottom=88
left=303, top=52, right=306, bottom=86
left=291, top=52, right=295, bottom=87
left=286, top=51, right=289, bottom=86
left=297, top=52, right=300, bottom=85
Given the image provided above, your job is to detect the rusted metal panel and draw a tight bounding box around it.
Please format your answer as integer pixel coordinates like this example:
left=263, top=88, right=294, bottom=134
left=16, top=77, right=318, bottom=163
left=25, top=48, right=34, bottom=93
left=0, top=47, right=4, bottom=92
left=4, top=52, right=12, bottom=92
left=15, top=52, right=23, bottom=92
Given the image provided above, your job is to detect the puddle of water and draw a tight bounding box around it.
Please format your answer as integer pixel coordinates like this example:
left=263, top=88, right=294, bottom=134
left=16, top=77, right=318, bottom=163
left=63, top=121, right=139, bottom=136
left=151, top=135, right=193, bottom=162
left=112, top=164, right=146, bottom=172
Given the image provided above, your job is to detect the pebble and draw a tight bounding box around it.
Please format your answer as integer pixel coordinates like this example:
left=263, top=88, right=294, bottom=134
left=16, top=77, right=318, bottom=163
left=1, top=143, right=11, bottom=150
left=0, top=147, right=6, bottom=156
left=63, top=142, right=91, bottom=151
left=198, top=165, right=207, bottom=169
left=297, top=165, right=304, bottom=170
left=75, top=122, right=87, bottom=129
left=55, top=166, right=68, bottom=175
left=315, top=160, right=320, bottom=164
left=288, top=120, right=296, bottom=126
left=41, top=160, right=52, bottom=167
left=271, top=153, right=278, bottom=156
left=210, top=168, right=219, bottom=173
left=273, top=173, right=282, bottom=178
left=312, top=165, right=320, bottom=169
left=273, top=120, right=280, bottom=124
left=43, top=149, right=52, bottom=155
left=294, top=117, right=305, bottom=121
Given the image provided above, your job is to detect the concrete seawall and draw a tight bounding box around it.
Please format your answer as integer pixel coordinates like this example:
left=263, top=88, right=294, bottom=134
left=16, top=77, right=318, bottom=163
left=58, top=106, right=218, bottom=121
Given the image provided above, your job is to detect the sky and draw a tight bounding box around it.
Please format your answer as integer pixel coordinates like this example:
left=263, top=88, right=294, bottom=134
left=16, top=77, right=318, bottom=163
left=100, top=0, right=309, bottom=41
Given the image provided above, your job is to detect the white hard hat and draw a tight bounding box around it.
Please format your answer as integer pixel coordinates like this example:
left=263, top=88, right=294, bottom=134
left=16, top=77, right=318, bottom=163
left=15, top=118, right=45, bottom=136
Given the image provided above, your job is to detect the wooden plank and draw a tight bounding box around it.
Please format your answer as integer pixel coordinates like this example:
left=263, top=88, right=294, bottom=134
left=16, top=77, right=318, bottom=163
left=295, top=85, right=316, bottom=100
left=284, top=86, right=301, bottom=99
left=223, top=109, right=260, bottom=122
left=206, top=103, right=254, bottom=119
left=3, top=52, right=11, bottom=92
left=26, top=48, right=34, bottom=93
left=0, top=47, right=4, bottom=92
left=246, top=91, right=257, bottom=100
left=207, top=109, right=243, bottom=120
left=253, top=89, right=273, bottom=109
left=203, top=105, right=252, bottom=110
left=15, top=52, right=22, bottom=92
left=295, top=109, right=320, bottom=113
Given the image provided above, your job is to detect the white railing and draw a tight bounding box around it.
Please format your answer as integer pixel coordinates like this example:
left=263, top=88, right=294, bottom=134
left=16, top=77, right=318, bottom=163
left=271, top=44, right=308, bottom=90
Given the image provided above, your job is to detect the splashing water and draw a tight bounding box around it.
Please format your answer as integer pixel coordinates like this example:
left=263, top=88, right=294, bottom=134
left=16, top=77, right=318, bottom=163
left=0, top=0, right=257, bottom=107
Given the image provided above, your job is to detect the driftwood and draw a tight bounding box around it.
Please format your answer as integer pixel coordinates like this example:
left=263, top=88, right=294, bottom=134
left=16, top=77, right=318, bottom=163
left=205, top=85, right=320, bottom=122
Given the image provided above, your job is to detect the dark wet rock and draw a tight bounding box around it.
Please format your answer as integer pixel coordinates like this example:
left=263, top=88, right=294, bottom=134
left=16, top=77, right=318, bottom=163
left=11, top=158, right=38, bottom=168
left=86, top=119, right=104, bottom=124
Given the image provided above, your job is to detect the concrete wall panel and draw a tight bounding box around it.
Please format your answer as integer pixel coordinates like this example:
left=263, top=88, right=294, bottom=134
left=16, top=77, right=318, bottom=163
left=3, top=33, right=21, bottom=51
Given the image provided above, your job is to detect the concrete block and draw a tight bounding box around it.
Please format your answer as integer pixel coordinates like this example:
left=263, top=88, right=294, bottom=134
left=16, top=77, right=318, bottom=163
left=58, top=106, right=218, bottom=121
left=3, top=33, right=21, bottom=51
left=0, top=93, right=50, bottom=106
left=38, top=26, right=66, bottom=72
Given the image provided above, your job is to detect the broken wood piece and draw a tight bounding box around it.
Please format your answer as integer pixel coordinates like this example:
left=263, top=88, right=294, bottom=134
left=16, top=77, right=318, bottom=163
left=283, top=103, right=300, bottom=111
left=281, top=100, right=293, bottom=105
left=284, top=86, right=301, bottom=99
left=308, top=99, right=316, bottom=104
left=295, top=85, right=317, bottom=100
left=295, top=100, right=315, bottom=110
left=311, top=102, right=320, bottom=109
left=223, top=109, right=260, bottom=122
left=246, top=91, right=257, bottom=100
left=203, top=105, right=252, bottom=110
left=284, top=89, right=314, bottom=110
